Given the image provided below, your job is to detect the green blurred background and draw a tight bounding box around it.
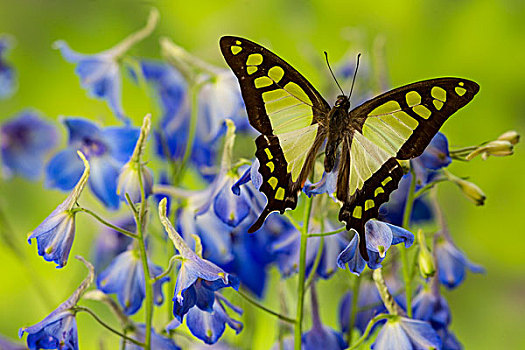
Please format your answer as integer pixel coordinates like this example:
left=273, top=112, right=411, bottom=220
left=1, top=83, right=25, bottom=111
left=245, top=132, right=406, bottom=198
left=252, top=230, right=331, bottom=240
left=1, top=0, right=524, bottom=349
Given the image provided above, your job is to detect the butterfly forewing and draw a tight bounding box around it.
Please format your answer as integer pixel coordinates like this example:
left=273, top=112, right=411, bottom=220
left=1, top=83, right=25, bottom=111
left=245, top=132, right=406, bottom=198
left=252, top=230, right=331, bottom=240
left=220, top=36, right=330, bottom=232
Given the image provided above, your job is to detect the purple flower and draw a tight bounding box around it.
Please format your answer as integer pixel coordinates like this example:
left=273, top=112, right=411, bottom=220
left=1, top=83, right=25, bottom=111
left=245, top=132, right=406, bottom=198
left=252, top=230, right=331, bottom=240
left=97, top=249, right=169, bottom=315
left=1, top=111, right=57, bottom=180
left=435, top=235, right=484, bottom=289
left=126, top=324, right=181, bottom=350
left=0, top=335, right=26, bottom=350
left=28, top=152, right=90, bottom=268
left=19, top=257, right=94, bottom=350
left=53, top=10, right=159, bottom=122
left=45, top=117, right=139, bottom=209
left=373, top=316, right=441, bottom=350
left=338, top=221, right=414, bottom=276
left=0, top=35, right=17, bottom=98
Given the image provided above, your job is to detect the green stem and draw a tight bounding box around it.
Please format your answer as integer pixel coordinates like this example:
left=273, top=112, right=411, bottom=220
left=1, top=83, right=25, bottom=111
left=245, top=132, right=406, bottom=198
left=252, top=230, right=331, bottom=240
left=304, top=237, right=324, bottom=289
left=400, top=166, right=417, bottom=318
left=294, top=195, right=314, bottom=350
left=74, top=207, right=137, bottom=239
left=347, top=314, right=390, bottom=350
left=414, top=177, right=447, bottom=199
left=74, top=306, right=144, bottom=347
left=307, top=226, right=346, bottom=238
left=153, top=255, right=181, bottom=282
left=236, top=289, right=295, bottom=324
left=347, top=275, right=361, bottom=345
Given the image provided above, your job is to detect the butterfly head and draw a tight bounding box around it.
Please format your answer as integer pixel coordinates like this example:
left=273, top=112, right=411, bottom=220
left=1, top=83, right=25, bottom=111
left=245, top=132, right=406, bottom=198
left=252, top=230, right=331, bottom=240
left=335, top=95, right=350, bottom=110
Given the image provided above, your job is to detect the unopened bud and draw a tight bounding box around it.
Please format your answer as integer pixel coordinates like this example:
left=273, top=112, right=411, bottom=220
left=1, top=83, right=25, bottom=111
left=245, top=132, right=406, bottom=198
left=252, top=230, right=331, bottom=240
left=466, top=140, right=514, bottom=160
left=456, top=178, right=486, bottom=205
left=417, top=230, right=435, bottom=278
left=497, top=130, right=520, bottom=145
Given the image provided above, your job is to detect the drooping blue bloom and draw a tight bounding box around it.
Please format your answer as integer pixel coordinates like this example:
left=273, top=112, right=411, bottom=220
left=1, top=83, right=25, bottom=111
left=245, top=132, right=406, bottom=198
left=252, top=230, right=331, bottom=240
left=182, top=294, right=243, bottom=345
left=19, top=256, right=94, bottom=350
left=126, top=324, right=181, bottom=350
left=0, top=35, right=17, bottom=98
left=97, top=249, right=169, bottom=315
left=1, top=111, right=57, bottom=180
left=46, top=117, right=139, bottom=209
left=28, top=152, right=90, bottom=268
left=437, top=329, right=463, bottom=350
left=338, top=221, right=414, bottom=275
left=435, top=235, right=484, bottom=289
left=339, top=280, right=387, bottom=335
left=372, top=316, right=441, bottom=350
left=0, top=335, right=26, bottom=350
left=158, top=199, right=240, bottom=322
left=53, top=10, right=159, bottom=122
left=412, top=286, right=451, bottom=331
left=91, top=216, right=135, bottom=272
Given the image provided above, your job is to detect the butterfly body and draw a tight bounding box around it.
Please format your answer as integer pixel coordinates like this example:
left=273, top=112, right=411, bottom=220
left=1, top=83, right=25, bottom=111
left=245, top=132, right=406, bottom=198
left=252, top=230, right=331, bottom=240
left=220, top=36, right=479, bottom=258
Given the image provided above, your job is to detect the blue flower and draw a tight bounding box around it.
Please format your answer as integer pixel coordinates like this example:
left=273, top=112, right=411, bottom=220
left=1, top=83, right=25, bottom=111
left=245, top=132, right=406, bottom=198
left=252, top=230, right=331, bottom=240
left=53, top=10, right=159, bottom=122
left=412, top=286, right=451, bottom=331
left=0, top=35, right=17, bottom=98
left=435, top=235, right=484, bottom=289
left=181, top=294, right=243, bottom=345
left=91, top=217, right=134, bottom=272
left=28, top=152, right=90, bottom=268
left=339, top=281, right=387, bottom=335
left=97, top=249, right=169, bottom=315
left=46, top=117, right=139, bottom=209
left=158, top=198, right=240, bottom=322
left=0, top=335, right=26, bottom=350
left=1, top=111, right=57, bottom=180
left=127, top=324, right=181, bottom=350
left=373, top=316, right=441, bottom=350
left=19, top=256, right=94, bottom=350
left=338, top=221, right=414, bottom=275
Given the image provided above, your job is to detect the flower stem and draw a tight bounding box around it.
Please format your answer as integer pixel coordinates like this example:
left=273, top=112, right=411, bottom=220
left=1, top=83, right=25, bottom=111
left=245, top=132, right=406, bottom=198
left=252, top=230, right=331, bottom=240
left=304, top=237, right=324, bottom=290
left=307, top=226, right=346, bottom=238
left=347, top=313, right=390, bottom=350
left=236, top=289, right=295, bottom=324
left=74, top=306, right=144, bottom=347
left=400, top=166, right=417, bottom=317
left=347, top=275, right=361, bottom=345
left=294, top=194, right=314, bottom=350
left=74, top=207, right=137, bottom=238
left=372, top=268, right=404, bottom=315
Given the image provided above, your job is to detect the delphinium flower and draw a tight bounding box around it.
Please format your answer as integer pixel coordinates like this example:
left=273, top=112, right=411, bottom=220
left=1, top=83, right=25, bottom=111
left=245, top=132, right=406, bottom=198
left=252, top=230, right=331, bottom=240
left=53, top=9, right=159, bottom=122
left=465, top=130, right=519, bottom=161
left=127, top=324, right=181, bottom=350
left=91, top=216, right=135, bottom=272
left=0, top=35, right=17, bottom=98
left=167, top=293, right=243, bottom=345
left=116, top=114, right=154, bottom=203
left=158, top=198, right=239, bottom=323
left=19, top=256, right=94, bottom=350
left=45, top=117, right=139, bottom=209
left=96, top=248, right=170, bottom=315
left=1, top=111, right=58, bottom=180
left=337, top=221, right=414, bottom=276
left=28, top=152, right=90, bottom=268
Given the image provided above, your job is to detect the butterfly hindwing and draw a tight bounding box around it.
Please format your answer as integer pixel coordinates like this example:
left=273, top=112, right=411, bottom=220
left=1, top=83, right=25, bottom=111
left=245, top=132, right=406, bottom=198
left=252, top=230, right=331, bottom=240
left=220, top=36, right=330, bottom=232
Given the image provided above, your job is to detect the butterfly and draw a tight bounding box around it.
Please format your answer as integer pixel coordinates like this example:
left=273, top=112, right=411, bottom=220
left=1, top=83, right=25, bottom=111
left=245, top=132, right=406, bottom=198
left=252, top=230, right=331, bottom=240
left=220, top=36, right=479, bottom=258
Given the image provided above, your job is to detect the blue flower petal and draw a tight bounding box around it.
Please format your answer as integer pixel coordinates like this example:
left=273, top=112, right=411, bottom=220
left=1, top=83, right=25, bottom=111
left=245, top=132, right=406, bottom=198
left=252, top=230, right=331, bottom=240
left=213, top=178, right=251, bottom=227
left=45, top=148, right=84, bottom=190
left=62, top=117, right=102, bottom=144
left=387, top=223, right=414, bottom=248
left=337, top=234, right=366, bottom=276
left=103, top=126, right=140, bottom=163
left=88, top=156, right=121, bottom=209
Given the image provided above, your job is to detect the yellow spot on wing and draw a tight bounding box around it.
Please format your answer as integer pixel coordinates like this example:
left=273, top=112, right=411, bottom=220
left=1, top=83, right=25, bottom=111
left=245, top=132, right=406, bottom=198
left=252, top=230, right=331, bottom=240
left=247, top=66, right=257, bottom=75
left=284, top=82, right=312, bottom=105
left=381, top=177, right=392, bottom=186
left=268, top=66, right=285, bottom=82
left=431, top=86, right=447, bottom=101
left=406, top=91, right=421, bottom=107
left=365, top=200, right=375, bottom=211
left=352, top=206, right=362, bottom=219
left=230, top=46, right=242, bottom=55
left=369, top=100, right=401, bottom=116
left=255, top=76, right=273, bottom=88
left=247, top=53, right=263, bottom=66
left=275, top=187, right=285, bottom=200
left=455, top=87, right=467, bottom=96
left=266, top=161, right=275, bottom=172
left=413, top=105, right=431, bottom=119
left=433, top=99, right=444, bottom=110
left=235, top=40, right=242, bottom=45
left=394, top=111, right=418, bottom=129
left=374, top=187, right=385, bottom=197
left=262, top=89, right=288, bottom=103
left=458, top=81, right=464, bottom=86
left=268, top=177, right=278, bottom=189
left=264, top=148, right=273, bottom=159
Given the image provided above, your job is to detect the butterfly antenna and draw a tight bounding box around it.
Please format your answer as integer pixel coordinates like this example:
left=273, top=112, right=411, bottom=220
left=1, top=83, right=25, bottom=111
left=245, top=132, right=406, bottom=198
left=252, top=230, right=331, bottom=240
left=348, top=53, right=361, bottom=100
left=324, top=51, right=345, bottom=96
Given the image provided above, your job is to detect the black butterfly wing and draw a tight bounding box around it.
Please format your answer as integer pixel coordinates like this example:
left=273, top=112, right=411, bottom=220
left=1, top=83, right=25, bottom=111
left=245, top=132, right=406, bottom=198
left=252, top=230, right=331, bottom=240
left=220, top=36, right=331, bottom=232
left=338, top=78, right=479, bottom=257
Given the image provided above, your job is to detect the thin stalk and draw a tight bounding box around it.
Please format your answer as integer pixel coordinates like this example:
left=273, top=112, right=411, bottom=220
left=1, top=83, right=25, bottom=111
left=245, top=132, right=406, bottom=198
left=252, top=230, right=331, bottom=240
left=304, top=237, right=324, bottom=289
left=307, top=226, right=346, bottom=238
left=414, top=177, right=447, bottom=199
left=74, top=306, right=144, bottom=347
left=347, top=314, right=390, bottom=350
left=400, top=166, right=417, bottom=317
left=236, top=289, right=295, bottom=324
left=294, top=194, right=314, bottom=350
left=347, top=275, right=361, bottom=345
left=74, top=207, right=137, bottom=238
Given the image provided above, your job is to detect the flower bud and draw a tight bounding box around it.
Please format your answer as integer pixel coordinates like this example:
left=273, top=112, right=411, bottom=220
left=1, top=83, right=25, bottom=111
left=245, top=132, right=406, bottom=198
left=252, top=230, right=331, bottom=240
left=466, top=140, right=514, bottom=160
left=117, top=162, right=154, bottom=203
left=497, top=130, right=520, bottom=145
left=455, top=178, right=486, bottom=205
left=417, top=230, right=435, bottom=278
